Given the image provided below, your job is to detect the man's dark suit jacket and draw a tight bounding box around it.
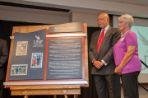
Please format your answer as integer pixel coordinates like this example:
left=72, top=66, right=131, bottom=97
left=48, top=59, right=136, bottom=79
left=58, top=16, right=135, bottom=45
left=89, top=27, right=120, bottom=75
left=0, top=39, right=8, bottom=81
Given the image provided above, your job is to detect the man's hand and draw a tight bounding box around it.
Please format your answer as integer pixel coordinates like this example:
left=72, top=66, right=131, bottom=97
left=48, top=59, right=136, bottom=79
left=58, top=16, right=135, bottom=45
left=93, top=60, right=103, bottom=69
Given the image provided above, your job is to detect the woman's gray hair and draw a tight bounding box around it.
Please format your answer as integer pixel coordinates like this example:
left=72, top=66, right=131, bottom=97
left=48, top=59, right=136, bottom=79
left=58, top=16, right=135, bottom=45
left=118, top=14, right=134, bottom=28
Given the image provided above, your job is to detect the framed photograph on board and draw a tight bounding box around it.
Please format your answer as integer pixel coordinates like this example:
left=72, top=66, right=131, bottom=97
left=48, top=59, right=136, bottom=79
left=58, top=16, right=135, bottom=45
left=10, top=64, right=28, bottom=76
left=15, top=41, right=28, bottom=56
left=30, top=53, right=43, bottom=68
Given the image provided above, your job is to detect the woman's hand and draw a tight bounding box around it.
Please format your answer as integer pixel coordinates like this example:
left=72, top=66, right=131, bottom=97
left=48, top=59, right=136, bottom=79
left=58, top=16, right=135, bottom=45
left=114, top=66, right=123, bottom=74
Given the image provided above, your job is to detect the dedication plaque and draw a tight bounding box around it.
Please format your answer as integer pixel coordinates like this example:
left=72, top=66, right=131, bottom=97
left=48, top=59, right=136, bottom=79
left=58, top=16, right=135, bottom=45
left=47, top=37, right=83, bottom=79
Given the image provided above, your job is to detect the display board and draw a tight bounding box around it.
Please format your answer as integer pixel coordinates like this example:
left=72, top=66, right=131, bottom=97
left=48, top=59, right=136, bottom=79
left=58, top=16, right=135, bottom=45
left=9, top=30, right=46, bottom=80
left=4, top=23, right=88, bottom=86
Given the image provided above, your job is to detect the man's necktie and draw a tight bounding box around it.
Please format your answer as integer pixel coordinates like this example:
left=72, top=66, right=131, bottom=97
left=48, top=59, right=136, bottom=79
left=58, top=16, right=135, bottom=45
left=96, top=29, right=105, bottom=52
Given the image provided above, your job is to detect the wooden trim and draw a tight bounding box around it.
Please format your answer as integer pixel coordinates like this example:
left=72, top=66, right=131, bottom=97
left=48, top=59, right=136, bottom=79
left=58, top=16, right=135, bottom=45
left=83, top=24, right=89, bottom=87
left=44, top=31, right=49, bottom=80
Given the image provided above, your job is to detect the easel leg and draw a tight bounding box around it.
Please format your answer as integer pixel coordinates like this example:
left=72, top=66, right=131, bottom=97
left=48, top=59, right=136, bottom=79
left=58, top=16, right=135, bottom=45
left=54, top=95, right=57, bottom=98
left=24, top=95, right=28, bottom=98
left=74, top=95, right=78, bottom=98
left=64, top=95, right=68, bottom=98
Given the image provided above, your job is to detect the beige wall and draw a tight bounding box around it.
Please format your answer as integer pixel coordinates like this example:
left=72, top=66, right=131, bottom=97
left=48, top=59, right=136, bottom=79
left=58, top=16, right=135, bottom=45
left=72, top=10, right=98, bottom=27
left=0, top=5, right=70, bottom=24
left=1, top=0, right=148, bottom=27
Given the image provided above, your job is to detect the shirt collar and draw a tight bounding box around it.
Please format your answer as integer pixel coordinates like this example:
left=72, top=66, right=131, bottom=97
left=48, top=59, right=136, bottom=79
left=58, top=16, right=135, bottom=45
left=101, top=25, right=110, bottom=34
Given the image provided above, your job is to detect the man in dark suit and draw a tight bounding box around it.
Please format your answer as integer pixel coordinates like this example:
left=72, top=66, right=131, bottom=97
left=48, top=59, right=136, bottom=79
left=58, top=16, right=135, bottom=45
left=0, top=38, right=8, bottom=97
left=89, top=12, right=121, bottom=98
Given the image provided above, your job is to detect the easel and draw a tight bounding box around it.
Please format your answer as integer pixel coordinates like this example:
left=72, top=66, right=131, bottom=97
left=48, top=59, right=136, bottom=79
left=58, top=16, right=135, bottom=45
left=4, top=23, right=88, bottom=98
left=9, top=85, right=80, bottom=98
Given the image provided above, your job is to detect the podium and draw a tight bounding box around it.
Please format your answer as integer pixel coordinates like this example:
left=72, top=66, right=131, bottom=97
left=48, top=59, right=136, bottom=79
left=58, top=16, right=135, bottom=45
left=4, top=23, right=89, bottom=98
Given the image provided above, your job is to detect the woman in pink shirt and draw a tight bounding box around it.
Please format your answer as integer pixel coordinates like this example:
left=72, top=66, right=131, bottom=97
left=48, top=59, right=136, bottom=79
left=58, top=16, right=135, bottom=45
left=113, top=14, right=141, bottom=98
